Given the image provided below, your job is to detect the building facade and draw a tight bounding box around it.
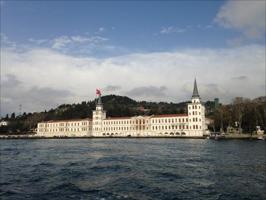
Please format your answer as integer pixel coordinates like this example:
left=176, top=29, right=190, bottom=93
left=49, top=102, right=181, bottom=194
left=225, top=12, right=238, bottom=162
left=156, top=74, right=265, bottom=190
left=37, top=79, right=208, bottom=137
left=0, top=120, right=9, bottom=127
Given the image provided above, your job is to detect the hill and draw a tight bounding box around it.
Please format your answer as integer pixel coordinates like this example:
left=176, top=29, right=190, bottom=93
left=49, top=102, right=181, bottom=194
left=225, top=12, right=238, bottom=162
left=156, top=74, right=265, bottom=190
left=2, top=95, right=265, bottom=134
left=0, top=95, right=188, bottom=133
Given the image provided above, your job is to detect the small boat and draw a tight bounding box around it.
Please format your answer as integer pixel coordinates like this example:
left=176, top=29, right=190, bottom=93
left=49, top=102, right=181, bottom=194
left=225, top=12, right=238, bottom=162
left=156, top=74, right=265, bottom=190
left=257, top=136, right=265, bottom=140
left=214, top=134, right=225, bottom=140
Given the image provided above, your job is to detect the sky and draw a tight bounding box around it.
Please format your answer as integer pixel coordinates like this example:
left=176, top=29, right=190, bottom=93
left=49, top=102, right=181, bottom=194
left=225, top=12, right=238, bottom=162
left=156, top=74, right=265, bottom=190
left=0, top=0, right=265, bottom=116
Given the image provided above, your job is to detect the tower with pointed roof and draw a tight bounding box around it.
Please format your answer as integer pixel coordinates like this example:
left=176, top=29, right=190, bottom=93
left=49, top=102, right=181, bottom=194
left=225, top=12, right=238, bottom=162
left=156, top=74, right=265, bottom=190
left=187, top=79, right=206, bottom=136
left=192, top=78, right=201, bottom=103
left=92, top=91, right=106, bottom=136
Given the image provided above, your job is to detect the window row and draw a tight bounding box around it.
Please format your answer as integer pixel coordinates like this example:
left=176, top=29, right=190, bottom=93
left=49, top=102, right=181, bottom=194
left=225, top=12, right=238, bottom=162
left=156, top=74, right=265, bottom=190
left=40, top=121, right=90, bottom=128
left=189, top=105, right=200, bottom=110
left=152, top=125, right=188, bottom=130
left=99, top=126, right=148, bottom=131
left=189, top=111, right=201, bottom=115
left=192, top=118, right=201, bottom=122
left=103, top=120, right=147, bottom=125
left=152, top=118, right=188, bottom=124
left=38, top=127, right=90, bottom=132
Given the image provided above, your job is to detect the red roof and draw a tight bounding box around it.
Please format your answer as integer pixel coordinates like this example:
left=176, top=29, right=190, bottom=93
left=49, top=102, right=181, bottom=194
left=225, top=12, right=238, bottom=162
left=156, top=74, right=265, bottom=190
left=105, top=117, right=132, bottom=120
left=152, top=114, right=188, bottom=118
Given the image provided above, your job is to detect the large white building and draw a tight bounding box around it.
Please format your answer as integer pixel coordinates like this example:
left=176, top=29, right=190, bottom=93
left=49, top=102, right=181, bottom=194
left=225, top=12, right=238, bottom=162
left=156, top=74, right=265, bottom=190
left=37, top=79, right=208, bottom=137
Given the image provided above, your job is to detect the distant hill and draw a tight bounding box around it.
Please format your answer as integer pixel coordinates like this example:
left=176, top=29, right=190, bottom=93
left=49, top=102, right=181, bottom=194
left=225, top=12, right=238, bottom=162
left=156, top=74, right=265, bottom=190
left=0, top=95, right=189, bottom=133
left=1, top=95, right=265, bottom=134
left=52, top=94, right=188, bottom=120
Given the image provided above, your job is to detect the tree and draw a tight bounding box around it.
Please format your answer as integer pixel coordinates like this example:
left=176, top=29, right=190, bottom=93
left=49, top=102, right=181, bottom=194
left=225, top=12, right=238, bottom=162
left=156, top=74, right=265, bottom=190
left=231, top=97, right=250, bottom=133
left=11, top=113, right=16, bottom=120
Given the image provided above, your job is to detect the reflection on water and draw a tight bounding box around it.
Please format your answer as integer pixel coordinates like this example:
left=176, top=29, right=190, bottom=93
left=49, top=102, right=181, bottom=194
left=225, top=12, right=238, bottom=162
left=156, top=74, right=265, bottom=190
left=0, top=139, right=265, bottom=200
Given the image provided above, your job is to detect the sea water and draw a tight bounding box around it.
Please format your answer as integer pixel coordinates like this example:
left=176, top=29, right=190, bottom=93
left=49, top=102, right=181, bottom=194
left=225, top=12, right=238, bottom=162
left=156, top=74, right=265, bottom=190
left=0, top=139, right=265, bottom=200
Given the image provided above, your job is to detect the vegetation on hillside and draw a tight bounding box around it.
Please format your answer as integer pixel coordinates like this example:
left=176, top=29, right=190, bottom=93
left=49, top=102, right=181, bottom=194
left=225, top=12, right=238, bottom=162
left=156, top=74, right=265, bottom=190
left=1, top=95, right=265, bottom=134
left=0, top=95, right=187, bottom=134
left=209, top=97, right=266, bottom=133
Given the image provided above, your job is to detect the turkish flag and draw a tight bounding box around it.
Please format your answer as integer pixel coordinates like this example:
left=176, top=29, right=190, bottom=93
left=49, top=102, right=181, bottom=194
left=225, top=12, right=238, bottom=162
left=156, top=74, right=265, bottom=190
left=96, top=89, right=101, bottom=96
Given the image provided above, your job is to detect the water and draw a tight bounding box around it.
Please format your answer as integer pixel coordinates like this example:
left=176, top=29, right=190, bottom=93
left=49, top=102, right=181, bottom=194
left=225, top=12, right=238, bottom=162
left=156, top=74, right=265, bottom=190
left=0, top=139, right=265, bottom=200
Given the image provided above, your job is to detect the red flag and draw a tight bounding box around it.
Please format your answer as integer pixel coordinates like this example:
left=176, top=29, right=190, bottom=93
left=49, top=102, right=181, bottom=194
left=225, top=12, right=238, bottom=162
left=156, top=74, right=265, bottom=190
left=96, top=89, right=101, bottom=96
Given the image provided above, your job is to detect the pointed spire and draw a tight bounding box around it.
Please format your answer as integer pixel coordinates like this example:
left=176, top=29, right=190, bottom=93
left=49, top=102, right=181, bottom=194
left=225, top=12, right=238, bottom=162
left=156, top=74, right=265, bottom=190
left=192, top=78, right=200, bottom=98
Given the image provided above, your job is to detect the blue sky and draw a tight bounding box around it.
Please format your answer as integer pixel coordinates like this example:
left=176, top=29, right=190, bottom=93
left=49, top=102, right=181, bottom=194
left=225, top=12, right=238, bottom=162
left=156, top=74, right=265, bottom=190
left=2, top=0, right=262, bottom=55
left=0, top=0, right=265, bottom=115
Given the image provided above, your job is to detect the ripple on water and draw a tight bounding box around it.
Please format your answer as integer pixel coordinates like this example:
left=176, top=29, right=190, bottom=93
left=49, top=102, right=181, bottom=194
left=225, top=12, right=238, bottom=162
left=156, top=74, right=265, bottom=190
left=0, top=139, right=265, bottom=200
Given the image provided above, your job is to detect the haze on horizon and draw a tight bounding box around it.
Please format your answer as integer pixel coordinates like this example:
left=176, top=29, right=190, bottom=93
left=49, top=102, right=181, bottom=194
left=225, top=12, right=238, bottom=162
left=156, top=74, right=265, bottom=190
left=0, top=0, right=265, bottom=116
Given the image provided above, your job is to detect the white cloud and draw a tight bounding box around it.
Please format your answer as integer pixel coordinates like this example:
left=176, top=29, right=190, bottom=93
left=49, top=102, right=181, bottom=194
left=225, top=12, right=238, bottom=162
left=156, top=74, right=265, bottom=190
left=71, top=35, right=107, bottom=43
left=50, top=35, right=108, bottom=50
left=1, top=33, right=17, bottom=49
left=215, top=0, right=266, bottom=39
left=103, top=85, right=122, bottom=92
left=126, top=86, right=167, bottom=98
left=98, top=27, right=105, bottom=33
left=52, top=36, right=72, bottom=49
left=159, top=24, right=214, bottom=35
left=1, top=44, right=265, bottom=115
left=160, top=26, right=186, bottom=34
left=28, top=38, right=48, bottom=45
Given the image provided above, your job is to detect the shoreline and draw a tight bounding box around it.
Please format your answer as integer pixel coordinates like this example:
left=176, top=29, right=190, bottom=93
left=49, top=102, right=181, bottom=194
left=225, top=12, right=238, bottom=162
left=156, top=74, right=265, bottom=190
left=0, top=135, right=206, bottom=139
left=0, top=134, right=265, bottom=140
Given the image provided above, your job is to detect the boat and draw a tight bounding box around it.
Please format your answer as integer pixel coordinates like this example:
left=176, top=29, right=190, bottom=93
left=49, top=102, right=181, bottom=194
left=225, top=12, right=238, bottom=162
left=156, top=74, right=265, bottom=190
left=257, top=136, right=265, bottom=140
